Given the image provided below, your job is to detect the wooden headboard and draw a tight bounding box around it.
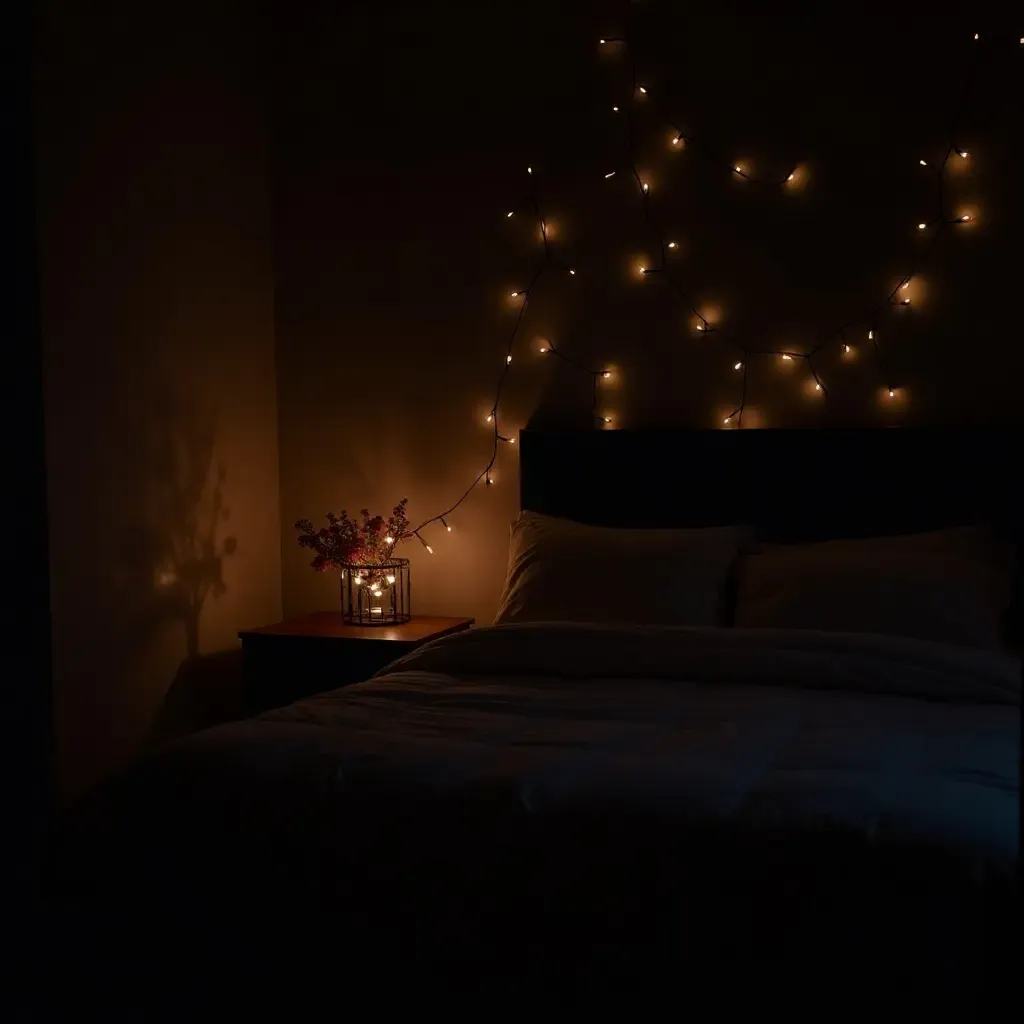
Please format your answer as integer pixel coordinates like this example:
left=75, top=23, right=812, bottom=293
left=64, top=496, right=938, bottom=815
left=519, top=428, right=1022, bottom=543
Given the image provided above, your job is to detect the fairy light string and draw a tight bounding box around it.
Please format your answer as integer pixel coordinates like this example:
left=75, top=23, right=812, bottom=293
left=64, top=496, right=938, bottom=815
left=599, top=24, right=992, bottom=421
left=405, top=24, right=1006, bottom=548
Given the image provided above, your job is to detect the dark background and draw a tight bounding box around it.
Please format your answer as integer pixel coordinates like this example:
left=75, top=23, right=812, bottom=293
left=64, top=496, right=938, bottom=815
left=29, top=2, right=1022, bottom=794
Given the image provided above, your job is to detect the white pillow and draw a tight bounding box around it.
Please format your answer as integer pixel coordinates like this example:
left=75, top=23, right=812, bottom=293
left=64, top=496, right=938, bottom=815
left=493, top=511, right=752, bottom=626
left=735, top=526, right=1014, bottom=649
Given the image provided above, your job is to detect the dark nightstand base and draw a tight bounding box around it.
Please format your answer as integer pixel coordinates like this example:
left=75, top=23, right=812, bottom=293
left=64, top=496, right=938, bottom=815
left=239, top=613, right=474, bottom=714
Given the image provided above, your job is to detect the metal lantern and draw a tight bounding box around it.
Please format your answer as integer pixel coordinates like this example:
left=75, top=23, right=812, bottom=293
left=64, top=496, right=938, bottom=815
left=340, top=558, right=411, bottom=626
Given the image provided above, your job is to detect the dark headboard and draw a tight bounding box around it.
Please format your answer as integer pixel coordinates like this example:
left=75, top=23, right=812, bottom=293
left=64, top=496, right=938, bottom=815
left=520, top=428, right=1022, bottom=543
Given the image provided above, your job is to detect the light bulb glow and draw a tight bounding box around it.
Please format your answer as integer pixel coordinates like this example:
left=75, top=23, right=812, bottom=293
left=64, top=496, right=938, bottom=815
left=642, top=182, right=649, bottom=193
left=354, top=576, right=362, bottom=585
left=506, top=211, right=513, bottom=218
left=639, top=266, right=647, bottom=275
left=510, top=291, right=519, bottom=297
left=604, top=171, right=616, bottom=178
left=959, top=214, right=971, bottom=222
left=781, top=354, right=793, bottom=361
left=386, top=575, right=396, bottom=585
left=814, top=383, right=822, bottom=391
left=918, top=223, right=927, bottom=230
left=612, top=105, right=619, bottom=112
left=385, top=536, right=394, bottom=545
left=602, top=371, right=611, bottom=378
left=672, top=136, right=682, bottom=146
left=527, top=166, right=532, bottom=174
left=426, top=545, right=433, bottom=554
left=602, top=416, right=612, bottom=423
left=734, top=362, right=743, bottom=370
left=900, top=298, right=911, bottom=305
left=843, top=344, right=851, bottom=353
left=901, top=282, right=910, bottom=290
left=506, top=354, right=512, bottom=364
left=973, top=32, right=979, bottom=40
left=868, top=330, right=874, bottom=340
left=539, top=345, right=548, bottom=353
left=696, top=323, right=706, bottom=332
left=569, top=268, right=576, bottom=275
left=734, top=166, right=742, bottom=173
left=599, top=38, right=606, bottom=44
left=486, top=476, right=493, bottom=486
left=486, top=413, right=493, bottom=423
left=508, top=436, right=516, bottom=444
left=957, top=149, right=969, bottom=158
left=889, top=389, right=895, bottom=398
left=667, top=241, right=678, bottom=249
left=919, top=159, right=928, bottom=166
left=638, top=86, right=647, bottom=94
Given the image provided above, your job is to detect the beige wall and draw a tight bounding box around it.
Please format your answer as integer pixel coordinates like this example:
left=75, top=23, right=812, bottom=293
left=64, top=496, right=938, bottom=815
left=36, top=2, right=280, bottom=796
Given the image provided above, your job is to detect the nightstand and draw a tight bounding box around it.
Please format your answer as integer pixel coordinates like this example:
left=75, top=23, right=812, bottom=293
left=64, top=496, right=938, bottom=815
left=238, top=612, right=474, bottom=714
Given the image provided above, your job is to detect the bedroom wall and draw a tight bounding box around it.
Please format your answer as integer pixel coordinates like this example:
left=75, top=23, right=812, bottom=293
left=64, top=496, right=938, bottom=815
left=275, top=4, right=1023, bottom=628
left=35, top=0, right=281, bottom=797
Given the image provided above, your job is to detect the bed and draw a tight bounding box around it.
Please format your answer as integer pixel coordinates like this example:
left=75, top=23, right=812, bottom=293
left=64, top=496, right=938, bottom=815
left=56, top=428, right=1021, bottom=1016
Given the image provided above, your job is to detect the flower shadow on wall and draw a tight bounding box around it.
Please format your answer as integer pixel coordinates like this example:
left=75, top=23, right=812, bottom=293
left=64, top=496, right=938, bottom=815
left=116, top=384, right=237, bottom=661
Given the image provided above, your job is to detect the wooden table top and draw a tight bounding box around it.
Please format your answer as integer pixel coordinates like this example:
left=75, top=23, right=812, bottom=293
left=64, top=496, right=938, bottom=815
left=239, top=612, right=474, bottom=643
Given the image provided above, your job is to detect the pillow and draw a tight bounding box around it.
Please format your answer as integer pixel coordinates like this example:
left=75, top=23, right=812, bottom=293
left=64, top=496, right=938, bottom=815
left=493, top=511, right=752, bottom=626
left=735, top=526, right=1014, bottom=649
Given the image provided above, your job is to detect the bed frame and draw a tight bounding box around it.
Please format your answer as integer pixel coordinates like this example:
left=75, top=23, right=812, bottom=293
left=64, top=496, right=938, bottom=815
left=520, top=427, right=1022, bottom=541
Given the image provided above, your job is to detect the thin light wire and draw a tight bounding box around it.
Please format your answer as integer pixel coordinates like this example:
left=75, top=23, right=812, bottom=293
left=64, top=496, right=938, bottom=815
left=409, top=25, right=1000, bottom=542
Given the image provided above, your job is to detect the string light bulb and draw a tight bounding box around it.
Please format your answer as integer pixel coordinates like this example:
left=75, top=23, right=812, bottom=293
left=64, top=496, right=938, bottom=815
left=959, top=214, right=971, bottom=222
left=604, top=171, right=616, bottom=179
left=843, top=344, right=851, bottom=354
left=485, top=475, right=494, bottom=486
left=569, top=268, right=576, bottom=275
left=957, top=148, right=969, bottom=159
left=599, top=38, right=605, bottom=44
left=638, top=86, right=647, bottom=94
left=353, top=576, right=362, bottom=586
left=672, top=135, right=682, bottom=146
left=602, top=416, right=613, bottom=423
left=868, top=330, right=874, bottom=340
left=918, top=222, right=927, bottom=230
left=901, top=281, right=911, bottom=291
left=695, top=323, right=707, bottom=332
left=441, top=517, right=452, bottom=532
left=509, top=291, right=520, bottom=297
left=601, top=370, right=611, bottom=378
left=486, top=412, right=493, bottom=423
left=527, top=166, right=532, bottom=174
left=734, top=361, right=743, bottom=370
left=888, top=388, right=895, bottom=398
left=899, top=298, right=911, bottom=305
left=612, top=105, right=619, bottom=112
left=539, top=344, right=548, bottom=353
left=919, top=159, right=928, bottom=167
left=384, top=536, right=394, bottom=545
left=667, top=241, right=678, bottom=249
left=814, top=382, right=822, bottom=391
left=506, top=354, right=512, bottom=364
left=506, top=211, right=513, bottom=218
left=415, top=531, right=433, bottom=554
left=781, top=354, right=793, bottom=361
left=642, top=182, right=650, bottom=193
left=973, top=32, right=979, bottom=40
left=386, top=575, right=396, bottom=585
